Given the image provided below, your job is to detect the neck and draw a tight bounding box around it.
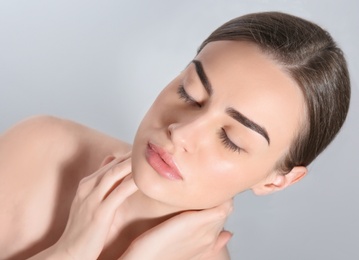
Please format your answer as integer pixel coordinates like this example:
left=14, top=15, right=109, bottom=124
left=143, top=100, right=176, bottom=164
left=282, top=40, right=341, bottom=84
left=119, top=190, right=184, bottom=236
left=128, top=189, right=183, bottom=217
left=101, top=190, right=183, bottom=258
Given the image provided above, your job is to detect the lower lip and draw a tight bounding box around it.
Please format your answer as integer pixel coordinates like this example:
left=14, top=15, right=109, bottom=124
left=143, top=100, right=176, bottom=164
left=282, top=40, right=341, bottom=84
left=145, top=144, right=183, bottom=181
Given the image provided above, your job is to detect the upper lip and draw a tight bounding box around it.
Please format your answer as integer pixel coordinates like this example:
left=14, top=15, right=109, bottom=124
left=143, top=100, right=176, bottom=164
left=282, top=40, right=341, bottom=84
left=148, top=142, right=183, bottom=179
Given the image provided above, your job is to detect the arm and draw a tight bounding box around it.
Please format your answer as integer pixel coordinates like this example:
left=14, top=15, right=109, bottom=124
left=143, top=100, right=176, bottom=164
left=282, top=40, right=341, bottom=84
left=28, top=157, right=138, bottom=260
left=0, top=115, right=131, bottom=259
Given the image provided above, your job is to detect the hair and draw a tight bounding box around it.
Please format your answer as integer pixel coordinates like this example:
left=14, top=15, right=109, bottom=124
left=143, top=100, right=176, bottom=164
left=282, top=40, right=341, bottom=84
left=198, top=11, right=351, bottom=174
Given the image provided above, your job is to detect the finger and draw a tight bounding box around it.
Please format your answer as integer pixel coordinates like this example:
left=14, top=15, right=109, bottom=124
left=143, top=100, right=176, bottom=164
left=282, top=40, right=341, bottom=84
left=75, top=155, right=130, bottom=200
left=99, top=155, right=116, bottom=168
left=90, top=158, right=132, bottom=201
left=91, top=155, right=131, bottom=186
left=185, top=199, right=233, bottom=224
left=212, top=230, right=233, bottom=253
left=167, top=200, right=233, bottom=239
left=98, top=176, right=138, bottom=219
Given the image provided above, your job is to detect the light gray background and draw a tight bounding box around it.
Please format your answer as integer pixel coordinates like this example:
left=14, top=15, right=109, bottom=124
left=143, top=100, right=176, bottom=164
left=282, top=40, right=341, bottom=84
left=0, top=1, right=358, bottom=259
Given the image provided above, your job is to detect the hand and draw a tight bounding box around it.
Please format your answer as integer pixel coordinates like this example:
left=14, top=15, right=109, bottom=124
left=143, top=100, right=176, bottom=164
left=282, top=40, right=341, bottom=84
left=121, top=200, right=233, bottom=260
left=51, top=156, right=138, bottom=260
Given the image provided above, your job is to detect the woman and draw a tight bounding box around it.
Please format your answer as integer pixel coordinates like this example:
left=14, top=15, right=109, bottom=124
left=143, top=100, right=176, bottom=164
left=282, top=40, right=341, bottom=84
left=0, top=12, right=350, bottom=259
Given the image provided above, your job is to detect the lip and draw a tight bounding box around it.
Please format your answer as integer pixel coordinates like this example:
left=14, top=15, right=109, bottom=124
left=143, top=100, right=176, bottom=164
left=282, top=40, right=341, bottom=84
left=145, top=142, right=183, bottom=181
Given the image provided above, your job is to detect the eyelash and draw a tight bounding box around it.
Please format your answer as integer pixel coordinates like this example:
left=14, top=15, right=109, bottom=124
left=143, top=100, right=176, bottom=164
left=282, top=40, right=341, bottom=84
left=218, top=128, right=242, bottom=154
left=177, top=85, right=241, bottom=154
left=177, top=85, right=201, bottom=107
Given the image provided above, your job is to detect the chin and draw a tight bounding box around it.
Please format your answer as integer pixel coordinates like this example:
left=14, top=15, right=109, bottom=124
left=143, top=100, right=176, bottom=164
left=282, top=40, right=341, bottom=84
left=131, top=137, right=226, bottom=210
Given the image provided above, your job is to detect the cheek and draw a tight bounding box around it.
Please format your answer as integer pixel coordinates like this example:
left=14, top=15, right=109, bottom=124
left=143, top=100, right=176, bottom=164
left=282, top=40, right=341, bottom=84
left=196, top=154, right=272, bottom=196
left=145, top=89, right=179, bottom=125
left=183, top=154, right=239, bottom=203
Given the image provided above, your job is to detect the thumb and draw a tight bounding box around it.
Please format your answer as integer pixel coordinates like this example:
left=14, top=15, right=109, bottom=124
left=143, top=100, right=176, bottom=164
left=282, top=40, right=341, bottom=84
left=213, top=230, right=233, bottom=253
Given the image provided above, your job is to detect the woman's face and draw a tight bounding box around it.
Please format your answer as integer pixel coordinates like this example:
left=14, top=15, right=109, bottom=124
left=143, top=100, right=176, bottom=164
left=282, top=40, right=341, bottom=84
left=132, top=41, right=305, bottom=210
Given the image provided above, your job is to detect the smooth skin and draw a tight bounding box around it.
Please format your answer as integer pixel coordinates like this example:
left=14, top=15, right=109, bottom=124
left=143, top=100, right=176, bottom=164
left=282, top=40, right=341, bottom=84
left=0, top=117, right=231, bottom=259
left=132, top=40, right=307, bottom=211
left=0, top=41, right=307, bottom=259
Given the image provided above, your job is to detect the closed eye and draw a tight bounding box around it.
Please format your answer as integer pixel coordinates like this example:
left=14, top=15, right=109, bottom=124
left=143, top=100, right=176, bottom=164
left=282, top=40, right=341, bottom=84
left=177, top=85, right=202, bottom=108
left=218, top=128, right=242, bottom=154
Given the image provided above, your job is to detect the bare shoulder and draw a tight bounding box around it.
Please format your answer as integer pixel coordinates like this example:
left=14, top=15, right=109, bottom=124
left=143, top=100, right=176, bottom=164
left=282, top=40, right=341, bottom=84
left=0, top=116, right=81, bottom=185
left=0, top=114, right=132, bottom=199
left=1, top=114, right=130, bottom=146
left=0, top=115, right=131, bottom=259
left=0, top=115, right=131, bottom=166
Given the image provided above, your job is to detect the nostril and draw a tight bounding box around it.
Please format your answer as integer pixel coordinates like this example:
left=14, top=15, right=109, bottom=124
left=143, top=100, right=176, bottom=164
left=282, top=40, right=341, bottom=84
left=167, top=123, right=190, bottom=153
left=167, top=123, right=175, bottom=137
left=167, top=128, right=171, bottom=137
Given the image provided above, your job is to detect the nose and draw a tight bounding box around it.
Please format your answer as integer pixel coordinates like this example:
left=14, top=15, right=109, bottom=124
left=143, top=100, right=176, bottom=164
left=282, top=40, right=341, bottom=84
left=167, top=115, right=209, bottom=153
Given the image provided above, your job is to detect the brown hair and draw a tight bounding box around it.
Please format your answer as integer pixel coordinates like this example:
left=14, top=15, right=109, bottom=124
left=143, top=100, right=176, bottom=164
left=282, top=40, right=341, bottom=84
left=198, top=12, right=351, bottom=174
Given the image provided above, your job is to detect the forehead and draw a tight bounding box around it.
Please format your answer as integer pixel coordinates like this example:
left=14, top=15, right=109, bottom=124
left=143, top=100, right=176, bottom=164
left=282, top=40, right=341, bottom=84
left=193, top=41, right=305, bottom=152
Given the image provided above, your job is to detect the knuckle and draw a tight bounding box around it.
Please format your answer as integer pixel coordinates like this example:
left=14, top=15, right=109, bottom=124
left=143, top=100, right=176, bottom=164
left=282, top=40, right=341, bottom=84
left=105, top=166, right=118, bottom=179
left=213, top=206, right=230, bottom=220
left=75, top=183, right=89, bottom=200
left=105, top=165, right=121, bottom=180
left=111, top=162, right=127, bottom=173
left=78, top=176, right=90, bottom=186
left=98, top=166, right=118, bottom=185
left=217, top=208, right=228, bottom=219
left=104, top=162, right=130, bottom=180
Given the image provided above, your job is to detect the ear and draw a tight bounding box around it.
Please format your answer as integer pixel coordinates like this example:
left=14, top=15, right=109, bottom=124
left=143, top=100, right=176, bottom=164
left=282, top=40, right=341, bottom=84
left=252, top=166, right=307, bottom=196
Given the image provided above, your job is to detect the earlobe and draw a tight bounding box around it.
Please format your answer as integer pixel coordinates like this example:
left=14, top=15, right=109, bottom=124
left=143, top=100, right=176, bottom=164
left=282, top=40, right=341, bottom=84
left=252, top=166, right=307, bottom=196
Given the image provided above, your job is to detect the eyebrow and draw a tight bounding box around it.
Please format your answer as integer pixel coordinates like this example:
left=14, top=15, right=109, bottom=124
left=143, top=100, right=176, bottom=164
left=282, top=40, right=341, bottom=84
left=226, top=108, right=270, bottom=145
left=192, top=59, right=270, bottom=145
left=192, top=60, right=213, bottom=95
